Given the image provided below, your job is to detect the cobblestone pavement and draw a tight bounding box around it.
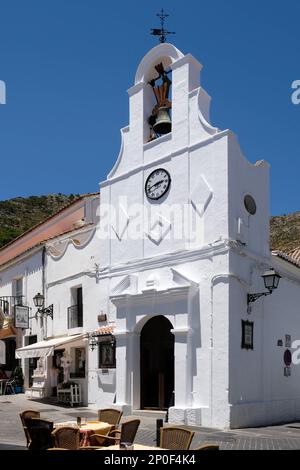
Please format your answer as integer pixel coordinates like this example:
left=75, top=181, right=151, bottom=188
left=1, top=394, right=300, bottom=450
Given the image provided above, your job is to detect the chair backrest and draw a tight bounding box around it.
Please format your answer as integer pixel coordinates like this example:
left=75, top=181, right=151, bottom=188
left=52, top=426, right=80, bottom=450
left=19, top=410, right=41, bottom=446
left=98, top=409, right=123, bottom=426
left=120, top=419, right=140, bottom=445
left=25, top=417, right=54, bottom=450
left=160, top=427, right=194, bottom=450
left=20, top=409, right=41, bottom=428
left=193, top=444, right=219, bottom=451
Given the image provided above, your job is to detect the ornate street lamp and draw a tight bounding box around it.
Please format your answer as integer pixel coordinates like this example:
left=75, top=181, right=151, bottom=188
left=33, top=292, right=44, bottom=309
left=32, top=293, right=53, bottom=320
left=262, top=269, right=281, bottom=292
left=247, top=269, right=281, bottom=313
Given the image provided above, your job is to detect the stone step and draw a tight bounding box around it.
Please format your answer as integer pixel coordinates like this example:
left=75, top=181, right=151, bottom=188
left=132, top=409, right=167, bottom=420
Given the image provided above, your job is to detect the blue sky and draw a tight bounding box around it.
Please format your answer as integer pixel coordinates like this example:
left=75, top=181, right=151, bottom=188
left=0, top=0, right=299, bottom=215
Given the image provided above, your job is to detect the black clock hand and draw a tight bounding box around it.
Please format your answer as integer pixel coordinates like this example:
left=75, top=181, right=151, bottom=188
left=148, top=180, right=165, bottom=191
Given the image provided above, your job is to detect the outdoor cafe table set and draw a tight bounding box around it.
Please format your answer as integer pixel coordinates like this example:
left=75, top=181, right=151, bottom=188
left=53, top=420, right=166, bottom=450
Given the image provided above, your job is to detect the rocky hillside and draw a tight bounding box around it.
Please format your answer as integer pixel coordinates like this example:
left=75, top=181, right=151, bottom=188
left=0, top=194, right=80, bottom=248
left=270, top=212, right=300, bottom=253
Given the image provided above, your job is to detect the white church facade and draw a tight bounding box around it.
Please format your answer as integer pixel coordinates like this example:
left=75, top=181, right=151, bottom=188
left=1, top=43, right=300, bottom=429
left=97, top=43, right=300, bottom=429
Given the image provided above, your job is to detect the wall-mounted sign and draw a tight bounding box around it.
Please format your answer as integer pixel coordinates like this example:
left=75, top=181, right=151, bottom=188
left=14, top=305, right=29, bottom=329
left=241, top=320, right=254, bottom=350
left=285, top=335, right=292, bottom=348
left=98, top=339, right=116, bottom=369
left=277, top=340, right=283, bottom=347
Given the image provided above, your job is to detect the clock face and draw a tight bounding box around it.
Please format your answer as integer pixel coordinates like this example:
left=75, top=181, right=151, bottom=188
left=145, top=168, right=171, bottom=200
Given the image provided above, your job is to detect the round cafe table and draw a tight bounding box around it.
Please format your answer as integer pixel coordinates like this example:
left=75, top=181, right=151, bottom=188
left=79, top=421, right=113, bottom=447
left=98, top=444, right=166, bottom=450
left=54, top=421, right=113, bottom=447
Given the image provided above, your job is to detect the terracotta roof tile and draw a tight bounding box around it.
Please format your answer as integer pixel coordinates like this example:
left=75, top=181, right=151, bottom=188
left=93, top=325, right=115, bottom=336
left=287, top=247, right=300, bottom=264
left=272, top=249, right=300, bottom=269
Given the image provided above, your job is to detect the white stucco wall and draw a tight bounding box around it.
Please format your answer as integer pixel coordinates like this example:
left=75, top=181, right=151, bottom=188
left=229, top=251, right=300, bottom=428
left=46, top=228, right=116, bottom=407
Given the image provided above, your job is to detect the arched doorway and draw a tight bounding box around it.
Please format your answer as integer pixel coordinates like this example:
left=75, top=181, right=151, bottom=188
left=140, top=316, right=174, bottom=410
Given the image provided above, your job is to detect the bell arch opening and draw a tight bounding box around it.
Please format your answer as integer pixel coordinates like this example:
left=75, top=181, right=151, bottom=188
left=144, top=59, right=173, bottom=143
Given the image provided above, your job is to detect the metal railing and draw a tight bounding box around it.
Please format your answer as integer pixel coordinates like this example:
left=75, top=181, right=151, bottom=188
left=0, top=296, right=24, bottom=317
left=67, top=304, right=83, bottom=329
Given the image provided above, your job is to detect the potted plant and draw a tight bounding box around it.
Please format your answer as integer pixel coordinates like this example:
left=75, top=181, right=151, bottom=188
left=13, top=366, right=24, bottom=393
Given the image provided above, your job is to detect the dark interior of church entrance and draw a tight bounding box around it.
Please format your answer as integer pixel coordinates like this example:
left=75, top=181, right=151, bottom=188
left=140, top=316, right=174, bottom=410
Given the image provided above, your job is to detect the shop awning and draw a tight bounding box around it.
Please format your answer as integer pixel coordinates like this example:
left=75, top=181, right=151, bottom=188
left=0, top=327, right=17, bottom=340
left=15, top=333, right=86, bottom=359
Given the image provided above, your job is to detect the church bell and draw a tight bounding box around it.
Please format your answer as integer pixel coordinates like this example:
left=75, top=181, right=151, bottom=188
left=153, top=106, right=172, bottom=135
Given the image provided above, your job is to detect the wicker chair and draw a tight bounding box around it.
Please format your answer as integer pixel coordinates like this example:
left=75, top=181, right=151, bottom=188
left=52, top=426, right=80, bottom=450
left=19, top=410, right=41, bottom=447
left=90, top=419, right=140, bottom=447
left=97, top=408, right=123, bottom=426
left=193, top=444, right=219, bottom=451
left=25, top=417, right=54, bottom=450
left=160, top=427, right=194, bottom=450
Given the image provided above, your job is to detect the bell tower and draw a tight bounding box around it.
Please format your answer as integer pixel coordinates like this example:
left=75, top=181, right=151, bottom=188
left=99, top=40, right=269, bottom=266
left=100, top=42, right=226, bottom=269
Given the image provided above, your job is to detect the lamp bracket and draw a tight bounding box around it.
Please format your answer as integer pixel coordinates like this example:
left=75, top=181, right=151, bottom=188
left=247, top=291, right=272, bottom=314
left=30, top=304, right=54, bottom=320
left=247, top=292, right=271, bottom=304
left=42, top=304, right=54, bottom=319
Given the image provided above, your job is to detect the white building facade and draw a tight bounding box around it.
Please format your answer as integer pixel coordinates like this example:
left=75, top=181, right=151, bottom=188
left=0, top=194, right=107, bottom=405
left=1, top=43, right=300, bottom=430
left=96, top=43, right=300, bottom=429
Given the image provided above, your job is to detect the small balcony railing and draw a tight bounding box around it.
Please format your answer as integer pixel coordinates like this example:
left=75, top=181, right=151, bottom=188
left=0, top=296, right=24, bottom=317
left=67, top=304, right=83, bottom=329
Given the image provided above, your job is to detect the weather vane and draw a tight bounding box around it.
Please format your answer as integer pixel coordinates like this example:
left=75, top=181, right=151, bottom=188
left=151, top=9, right=175, bottom=43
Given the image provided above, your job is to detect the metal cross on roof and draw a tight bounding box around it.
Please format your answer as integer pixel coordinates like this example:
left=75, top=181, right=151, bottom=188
left=151, top=9, right=175, bottom=43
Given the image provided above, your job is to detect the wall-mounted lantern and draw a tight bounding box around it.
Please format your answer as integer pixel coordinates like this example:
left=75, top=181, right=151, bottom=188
left=32, top=292, right=53, bottom=320
left=247, top=269, right=281, bottom=313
